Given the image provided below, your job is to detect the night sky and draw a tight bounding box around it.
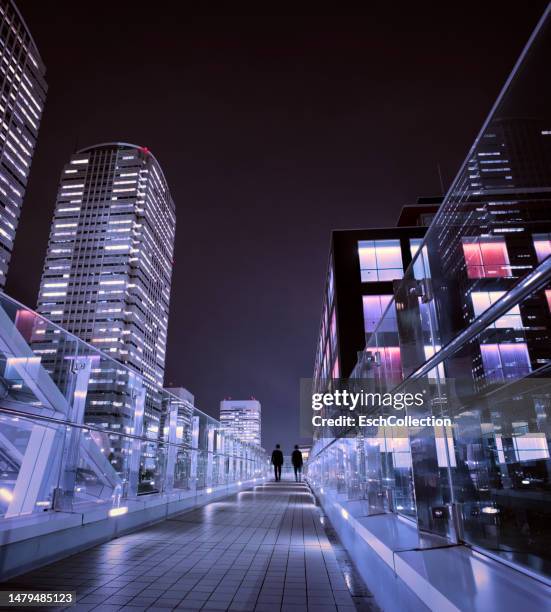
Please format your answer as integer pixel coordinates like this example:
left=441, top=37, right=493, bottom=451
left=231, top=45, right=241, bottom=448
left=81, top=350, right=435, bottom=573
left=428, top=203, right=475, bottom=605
left=7, top=3, right=549, bottom=451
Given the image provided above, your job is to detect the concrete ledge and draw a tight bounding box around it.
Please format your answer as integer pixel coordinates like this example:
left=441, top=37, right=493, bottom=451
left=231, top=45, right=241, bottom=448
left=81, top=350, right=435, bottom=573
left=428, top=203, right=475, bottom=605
left=312, top=485, right=551, bottom=612
left=0, top=479, right=263, bottom=581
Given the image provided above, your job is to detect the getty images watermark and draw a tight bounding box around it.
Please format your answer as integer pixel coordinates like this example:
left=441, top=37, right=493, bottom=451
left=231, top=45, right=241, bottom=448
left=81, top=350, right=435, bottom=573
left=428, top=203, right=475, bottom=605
left=299, top=379, right=452, bottom=438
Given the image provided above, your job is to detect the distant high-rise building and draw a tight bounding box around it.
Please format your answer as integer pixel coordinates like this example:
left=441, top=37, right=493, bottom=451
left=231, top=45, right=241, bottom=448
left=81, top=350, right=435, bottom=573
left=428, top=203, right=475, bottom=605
left=0, top=0, right=47, bottom=287
left=36, top=143, right=176, bottom=437
left=219, top=399, right=261, bottom=447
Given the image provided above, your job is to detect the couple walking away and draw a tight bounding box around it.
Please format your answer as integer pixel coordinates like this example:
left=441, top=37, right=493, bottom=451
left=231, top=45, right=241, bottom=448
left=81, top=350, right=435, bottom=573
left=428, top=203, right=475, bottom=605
left=271, top=444, right=303, bottom=482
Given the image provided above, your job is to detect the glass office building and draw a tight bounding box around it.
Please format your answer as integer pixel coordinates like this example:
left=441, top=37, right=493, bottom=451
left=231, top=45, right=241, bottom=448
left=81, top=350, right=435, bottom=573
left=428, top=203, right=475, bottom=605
left=308, top=5, right=551, bottom=587
left=220, top=399, right=262, bottom=447
left=35, top=143, right=176, bottom=491
left=0, top=0, right=47, bottom=288
left=313, top=200, right=439, bottom=389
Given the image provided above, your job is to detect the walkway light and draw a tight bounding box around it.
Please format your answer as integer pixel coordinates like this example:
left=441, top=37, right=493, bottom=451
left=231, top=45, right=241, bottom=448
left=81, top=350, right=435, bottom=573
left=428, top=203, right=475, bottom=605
left=0, top=488, right=13, bottom=502
left=108, top=506, right=128, bottom=517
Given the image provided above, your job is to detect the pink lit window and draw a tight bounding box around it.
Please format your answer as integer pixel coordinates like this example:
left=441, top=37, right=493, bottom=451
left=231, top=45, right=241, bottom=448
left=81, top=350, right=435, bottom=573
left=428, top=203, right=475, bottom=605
left=546, top=290, right=551, bottom=312
left=533, top=233, right=551, bottom=263
left=332, top=357, right=340, bottom=379
left=462, top=236, right=511, bottom=278
left=362, top=295, right=393, bottom=332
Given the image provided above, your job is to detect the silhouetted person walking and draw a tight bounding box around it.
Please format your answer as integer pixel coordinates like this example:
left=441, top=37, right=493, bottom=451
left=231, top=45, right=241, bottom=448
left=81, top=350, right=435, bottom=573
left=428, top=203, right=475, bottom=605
left=291, top=445, right=303, bottom=482
left=271, top=444, right=283, bottom=481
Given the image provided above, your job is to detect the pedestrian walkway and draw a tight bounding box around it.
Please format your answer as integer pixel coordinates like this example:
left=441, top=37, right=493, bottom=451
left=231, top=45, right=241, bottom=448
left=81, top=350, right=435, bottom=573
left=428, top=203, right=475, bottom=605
left=5, top=480, right=376, bottom=611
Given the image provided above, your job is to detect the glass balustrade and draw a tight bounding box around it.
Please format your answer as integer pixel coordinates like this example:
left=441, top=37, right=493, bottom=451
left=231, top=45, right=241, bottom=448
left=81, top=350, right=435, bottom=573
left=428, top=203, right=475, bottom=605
left=0, top=292, right=269, bottom=521
left=307, top=6, right=551, bottom=582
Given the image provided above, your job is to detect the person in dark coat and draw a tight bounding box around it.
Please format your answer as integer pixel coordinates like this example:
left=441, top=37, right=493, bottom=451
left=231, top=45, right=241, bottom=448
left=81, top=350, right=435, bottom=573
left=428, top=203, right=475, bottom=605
left=271, top=444, right=284, bottom=481
left=291, top=445, right=303, bottom=482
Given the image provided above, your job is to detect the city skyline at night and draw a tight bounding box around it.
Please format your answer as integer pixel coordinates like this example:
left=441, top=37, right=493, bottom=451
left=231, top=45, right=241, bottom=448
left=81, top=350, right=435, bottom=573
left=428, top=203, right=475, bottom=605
left=5, top=2, right=550, bottom=451
left=1, top=3, right=551, bottom=608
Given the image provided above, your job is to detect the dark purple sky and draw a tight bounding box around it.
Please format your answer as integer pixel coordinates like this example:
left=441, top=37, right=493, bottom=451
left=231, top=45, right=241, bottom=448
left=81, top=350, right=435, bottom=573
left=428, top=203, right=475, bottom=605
left=8, top=3, right=548, bottom=451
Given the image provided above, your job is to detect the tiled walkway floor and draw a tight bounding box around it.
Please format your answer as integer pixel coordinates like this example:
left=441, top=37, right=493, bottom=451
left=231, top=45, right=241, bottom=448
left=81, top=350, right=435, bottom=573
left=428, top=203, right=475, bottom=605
left=6, top=481, right=373, bottom=611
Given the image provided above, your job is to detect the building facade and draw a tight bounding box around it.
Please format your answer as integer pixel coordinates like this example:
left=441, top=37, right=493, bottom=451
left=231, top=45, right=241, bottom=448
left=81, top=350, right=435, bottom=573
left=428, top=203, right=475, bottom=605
left=219, top=399, right=261, bottom=447
left=0, top=0, right=47, bottom=287
left=313, top=199, right=440, bottom=389
left=35, top=143, right=176, bottom=450
left=308, top=7, right=551, bottom=594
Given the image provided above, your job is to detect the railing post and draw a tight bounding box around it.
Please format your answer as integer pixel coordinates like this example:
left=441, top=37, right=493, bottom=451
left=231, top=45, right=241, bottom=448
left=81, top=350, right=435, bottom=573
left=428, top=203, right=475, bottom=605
left=163, top=397, right=178, bottom=493
left=190, top=416, right=199, bottom=492
left=206, top=425, right=214, bottom=488
left=127, top=382, right=145, bottom=498
left=55, top=355, right=93, bottom=511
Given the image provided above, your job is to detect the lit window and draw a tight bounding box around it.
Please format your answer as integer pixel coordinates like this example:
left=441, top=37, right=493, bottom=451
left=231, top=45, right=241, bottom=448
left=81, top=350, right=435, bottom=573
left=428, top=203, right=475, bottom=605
left=362, top=295, right=393, bottom=332
left=533, top=233, right=551, bottom=263
left=410, top=238, right=428, bottom=280
left=471, top=291, right=522, bottom=329
left=461, top=236, right=511, bottom=278
left=480, top=343, right=531, bottom=383
left=358, top=239, right=403, bottom=282
left=512, top=434, right=550, bottom=461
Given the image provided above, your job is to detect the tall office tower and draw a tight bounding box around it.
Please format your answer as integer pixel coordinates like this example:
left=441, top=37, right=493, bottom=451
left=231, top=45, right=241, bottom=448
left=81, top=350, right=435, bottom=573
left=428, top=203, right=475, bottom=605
left=36, top=143, right=176, bottom=437
left=219, top=399, right=261, bottom=447
left=0, top=0, right=47, bottom=287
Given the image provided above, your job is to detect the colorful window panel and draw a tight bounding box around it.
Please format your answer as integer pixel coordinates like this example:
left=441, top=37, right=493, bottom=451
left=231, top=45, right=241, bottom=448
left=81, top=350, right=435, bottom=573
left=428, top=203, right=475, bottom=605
left=480, top=343, right=531, bottom=383
left=362, top=295, right=393, bottom=332
left=358, top=239, right=403, bottom=282
left=461, top=236, right=511, bottom=278
left=471, top=291, right=523, bottom=329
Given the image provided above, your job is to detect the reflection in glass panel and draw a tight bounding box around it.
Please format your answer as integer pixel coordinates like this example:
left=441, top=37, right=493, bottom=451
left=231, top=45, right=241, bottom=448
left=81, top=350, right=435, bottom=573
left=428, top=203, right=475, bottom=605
left=379, top=347, right=402, bottom=385
left=471, top=291, right=523, bottom=329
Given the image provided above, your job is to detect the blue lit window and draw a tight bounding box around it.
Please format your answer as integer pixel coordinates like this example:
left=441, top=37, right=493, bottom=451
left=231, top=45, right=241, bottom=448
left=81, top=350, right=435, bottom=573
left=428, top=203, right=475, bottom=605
left=358, top=240, right=403, bottom=282
left=362, top=295, right=393, bottom=332
left=480, top=342, right=531, bottom=383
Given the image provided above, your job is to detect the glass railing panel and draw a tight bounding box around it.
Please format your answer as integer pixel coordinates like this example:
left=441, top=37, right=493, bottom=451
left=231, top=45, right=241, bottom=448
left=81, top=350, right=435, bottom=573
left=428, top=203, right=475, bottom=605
left=0, top=411, right=67, bottom=518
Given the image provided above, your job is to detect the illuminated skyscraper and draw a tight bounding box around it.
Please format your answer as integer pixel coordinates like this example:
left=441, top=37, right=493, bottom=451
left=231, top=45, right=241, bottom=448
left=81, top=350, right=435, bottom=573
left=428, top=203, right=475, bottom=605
left=219, top=399, right=261, bottom=447
left=36, top=143, right=176, bottom=432
left=0, top=0, right=47, bottom=287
